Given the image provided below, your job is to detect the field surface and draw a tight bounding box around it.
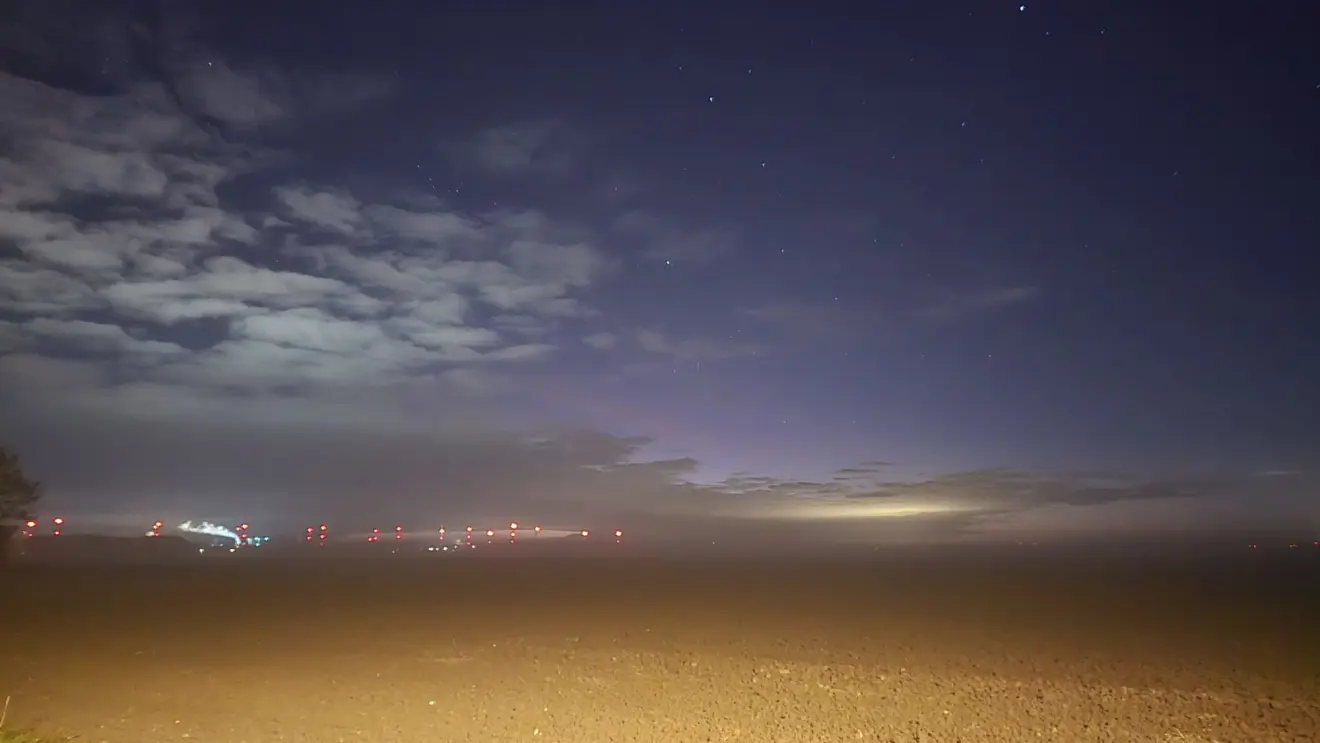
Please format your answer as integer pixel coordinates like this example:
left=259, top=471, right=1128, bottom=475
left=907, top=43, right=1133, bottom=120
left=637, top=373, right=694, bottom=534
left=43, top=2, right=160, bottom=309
left=1, top=549, right=1318, bottom=742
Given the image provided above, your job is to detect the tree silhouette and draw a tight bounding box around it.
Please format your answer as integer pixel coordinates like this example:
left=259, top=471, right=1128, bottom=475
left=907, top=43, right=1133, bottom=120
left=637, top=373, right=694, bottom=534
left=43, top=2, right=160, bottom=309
left=0, top=446, right=41, bottom=554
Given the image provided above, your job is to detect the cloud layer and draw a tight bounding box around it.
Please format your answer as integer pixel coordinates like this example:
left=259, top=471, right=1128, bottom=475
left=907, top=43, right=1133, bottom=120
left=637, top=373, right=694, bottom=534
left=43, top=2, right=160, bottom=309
left=2, top=41, right=1305, bottom=541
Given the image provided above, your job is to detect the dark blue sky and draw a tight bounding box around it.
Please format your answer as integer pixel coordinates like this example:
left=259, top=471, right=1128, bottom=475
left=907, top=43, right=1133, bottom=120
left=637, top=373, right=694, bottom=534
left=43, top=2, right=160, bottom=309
left=0, top=0, right=1315, bottom=540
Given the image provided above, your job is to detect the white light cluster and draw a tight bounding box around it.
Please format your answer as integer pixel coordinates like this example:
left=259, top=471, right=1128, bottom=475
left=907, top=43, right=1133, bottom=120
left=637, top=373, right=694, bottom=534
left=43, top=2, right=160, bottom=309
left=178, top=520, right=241, bottom=545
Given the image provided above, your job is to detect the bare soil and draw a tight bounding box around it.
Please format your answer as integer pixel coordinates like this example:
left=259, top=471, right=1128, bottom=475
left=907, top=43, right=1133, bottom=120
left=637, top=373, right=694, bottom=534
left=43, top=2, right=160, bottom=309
left=1, top=552, right=1317, bottom=742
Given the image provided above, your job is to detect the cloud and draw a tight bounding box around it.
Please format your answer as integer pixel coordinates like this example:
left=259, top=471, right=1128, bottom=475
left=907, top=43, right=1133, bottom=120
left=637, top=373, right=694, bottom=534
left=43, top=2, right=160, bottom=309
left=582, top=332, right=617, bottom=349
left=912, top=286, right=1038, bottom=322
left=613, top=210, right=738, bottom=265
left=0, top=54, right=616, bottom=406
left=453, top=119, right=578, bottom=178
left=635, top=329, right=765, bottom=361
left=742, top=301, right=879, bottom=341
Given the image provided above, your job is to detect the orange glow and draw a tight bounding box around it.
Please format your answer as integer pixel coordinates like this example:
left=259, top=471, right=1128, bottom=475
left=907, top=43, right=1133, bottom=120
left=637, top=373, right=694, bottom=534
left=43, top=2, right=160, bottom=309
left=25, top=520, right=36, bottom=528
left=614, top=529, right=623, bottom=538
left=319, top=524, right=328, bottom=531
left=466, top=526, right=473, bottom=532
left=486, top=529, right=495, bottom=537
left=510, top=521, right=519, bottom=530
left=52, top=517, right=64, bottom=525
left=581, top=529, right=590, bottom=537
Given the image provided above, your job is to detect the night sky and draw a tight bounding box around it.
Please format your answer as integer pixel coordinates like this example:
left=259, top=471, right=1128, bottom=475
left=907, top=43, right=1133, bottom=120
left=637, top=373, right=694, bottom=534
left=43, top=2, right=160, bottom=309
left=1, top=0, right=1316, bottom=542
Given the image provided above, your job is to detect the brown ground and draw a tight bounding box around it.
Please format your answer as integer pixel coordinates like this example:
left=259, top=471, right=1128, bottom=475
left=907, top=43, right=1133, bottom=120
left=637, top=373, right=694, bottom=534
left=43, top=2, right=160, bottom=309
left=1, top=549, right=1318, bottom=742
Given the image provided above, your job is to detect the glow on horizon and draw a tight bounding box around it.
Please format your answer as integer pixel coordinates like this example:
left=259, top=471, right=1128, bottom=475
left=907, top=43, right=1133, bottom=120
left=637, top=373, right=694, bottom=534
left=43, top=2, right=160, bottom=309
left=733, top=500, right=970, bottom=521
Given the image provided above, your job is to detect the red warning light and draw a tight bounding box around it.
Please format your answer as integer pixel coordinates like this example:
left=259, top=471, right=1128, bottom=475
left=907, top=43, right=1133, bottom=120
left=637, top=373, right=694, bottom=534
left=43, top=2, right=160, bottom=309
left=52, top=517, right=64, bottom=526
left=306, top=527, right=314, bottom=534
left=319, top=524, right=328, bottom=531
left=52, top=530, right=61, bottom=536
left=373, top=528, right=380, bottom=533
left=25, top=520, right=37, bottom=529
left=465, top=526, right=473, bottom=533
left=395, top=525, right=403, bottom=532
left=486, top=529, right=495, bottom=537
left=239, top=523, right=250, bottom=531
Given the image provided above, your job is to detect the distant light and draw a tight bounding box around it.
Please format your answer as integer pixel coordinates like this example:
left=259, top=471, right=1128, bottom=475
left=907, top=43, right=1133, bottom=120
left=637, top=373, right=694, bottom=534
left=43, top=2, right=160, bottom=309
left=510, top=521, right=519, bottom=530
left=466, top=526, right=473, bottom=532
left=25, top=520, right=36, bottom=528
left=306, top=527, right=314, bottom=533
left=534, top=526, right=542, bottom=533
left=52, top=517, right=64, bottom=526
left=52, top=530, right=61, bottom=536
left=581, top=530, right=590, bottom=537
left=486, top=529, right=495, bottom=537
left=615, top=529, right=623, bottom=538
left=320, top=524, right=328, bottom=531
left=239, top=523, right=249, bottom=530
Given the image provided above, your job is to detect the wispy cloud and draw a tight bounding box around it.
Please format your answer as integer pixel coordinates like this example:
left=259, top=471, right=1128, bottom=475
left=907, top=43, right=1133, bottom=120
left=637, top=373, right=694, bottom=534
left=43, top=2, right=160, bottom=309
left=912, top=286, right=1039, bottom=322
left=613, top=210, right=739, bottom=265
left=635, top=329, right=764, bottom=361
left=451, top=119, right=578, bottom=178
